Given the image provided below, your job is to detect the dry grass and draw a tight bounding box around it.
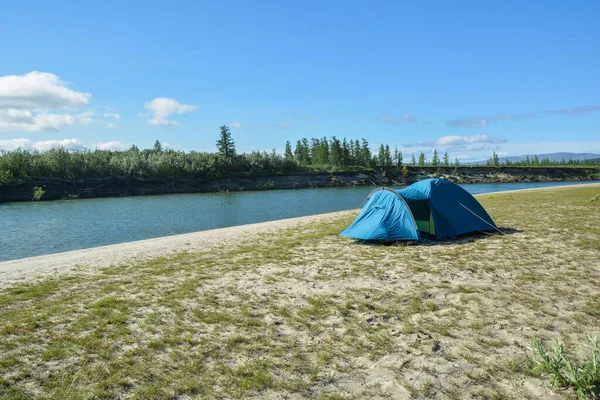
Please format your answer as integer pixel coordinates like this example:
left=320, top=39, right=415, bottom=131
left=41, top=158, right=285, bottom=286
left=1, top=185, right=599, bottom=399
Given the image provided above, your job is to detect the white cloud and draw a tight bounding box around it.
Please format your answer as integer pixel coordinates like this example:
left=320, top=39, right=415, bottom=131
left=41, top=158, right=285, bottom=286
left=447, top=105, right=600, bottom=128
left=34, top=138, right=85, bottom=151
left=402, top=134, right=506, bottom=152
left=0, top=109, right=79, bottom=132
left=0, top=71, right=121, bottom=132
left=106, top=122, right=116, bottom=129
left=163, top=142, right=181, bottom=149
left=0, top=71, right=91, bottom=109
left=400, top=113, right=418, bottom=123
left=0, top=138, right=86, bottom=151
left=103, top=112, right=121, bottom=120
left=144, top=97, right=196, bottom=126
left=95, top=141, right=124, bottom=150
left=277, top=116, right=293, bottom=129
left=434, top=134, right=506, bottom=147
left=378, top=115, right=397, bottom=124
left=0, top=138, right=31, bottom=151
left=229, top=122, right=243, bottom=128
left=379, top=113, right=419, bottom=124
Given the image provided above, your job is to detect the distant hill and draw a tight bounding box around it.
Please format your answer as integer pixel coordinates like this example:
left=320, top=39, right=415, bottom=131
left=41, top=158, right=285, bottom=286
left=471, top=152, right=600, bottom=165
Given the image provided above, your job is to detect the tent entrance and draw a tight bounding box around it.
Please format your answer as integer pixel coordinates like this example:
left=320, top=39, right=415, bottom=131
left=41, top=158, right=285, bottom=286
left=409, top=201, right=436, bottom=236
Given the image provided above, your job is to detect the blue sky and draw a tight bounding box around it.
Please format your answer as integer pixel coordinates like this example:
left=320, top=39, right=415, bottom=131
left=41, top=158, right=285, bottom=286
left=0, top=0, right=599, bottom=160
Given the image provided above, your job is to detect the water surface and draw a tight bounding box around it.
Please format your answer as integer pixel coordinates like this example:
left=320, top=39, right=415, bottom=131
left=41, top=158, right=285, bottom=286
left=0, top=181, right=592, bottom=261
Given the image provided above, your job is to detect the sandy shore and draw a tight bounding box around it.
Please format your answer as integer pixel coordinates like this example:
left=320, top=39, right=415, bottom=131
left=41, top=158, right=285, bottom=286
left=2, top=182, right=598, bottom=288
left=0, top=210, right=357, bottom=288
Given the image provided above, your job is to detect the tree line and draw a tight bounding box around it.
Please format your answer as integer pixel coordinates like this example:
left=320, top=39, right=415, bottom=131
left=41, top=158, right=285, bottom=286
left=0, top=125, right=598, bottom=185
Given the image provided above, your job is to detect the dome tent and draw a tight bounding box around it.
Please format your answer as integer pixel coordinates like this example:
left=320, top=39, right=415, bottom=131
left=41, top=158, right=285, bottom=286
left=340, top=178, right=497, bottom=241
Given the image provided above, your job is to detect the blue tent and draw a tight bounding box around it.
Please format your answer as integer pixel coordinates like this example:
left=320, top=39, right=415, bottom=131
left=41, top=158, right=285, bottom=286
left=340, top=178, right=497, bottom=240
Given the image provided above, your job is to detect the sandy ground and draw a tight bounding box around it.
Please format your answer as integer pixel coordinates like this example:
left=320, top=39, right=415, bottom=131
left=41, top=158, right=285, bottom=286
left=0, top=210, right=356, bottom=288
left=1, top=181, right=599, bottom=399
left=2, top=182, right=599, bottom=288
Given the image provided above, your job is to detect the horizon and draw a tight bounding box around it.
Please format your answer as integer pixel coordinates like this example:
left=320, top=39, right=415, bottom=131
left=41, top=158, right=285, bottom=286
left=1, top=1, right=599, bottom=161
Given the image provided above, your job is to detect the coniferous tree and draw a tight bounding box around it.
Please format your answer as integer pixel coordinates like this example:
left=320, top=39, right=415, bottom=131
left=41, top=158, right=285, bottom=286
left=341, top=138, right=350, bottom=167
left=294, top=140, right=303, bottom=162
left=418, top=152, right=426, bottom=166
left=301, top=138, right=310, bottom=164
left=397, top=150, right=403, bottom=168
left=378, top=144, right=386, bottom=166
left=153, top=140, right=163, bottom=152
left=411, top=153, right=416, bottom=166
left=284, top=141, right=293, bottom=160
left=360, top=139, right=371, bottom=167
left=492, top=151, right=500, bottom=166
left=330, top=136, right=342, bottom=167
left=443, top=152, right=449, bottom=166
left=216, top=125, right=236, bottom=157
left=431, top=149, right=439, bottom=167
left=384, top=144, right=392, bottom=166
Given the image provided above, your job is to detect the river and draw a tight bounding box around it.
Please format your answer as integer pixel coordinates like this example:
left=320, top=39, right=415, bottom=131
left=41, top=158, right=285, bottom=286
left=0, top=181, right=591, bottom=261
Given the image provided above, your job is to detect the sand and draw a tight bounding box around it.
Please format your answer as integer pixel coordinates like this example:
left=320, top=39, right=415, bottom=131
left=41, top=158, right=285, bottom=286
left=1, top=182, right=599, bottom=288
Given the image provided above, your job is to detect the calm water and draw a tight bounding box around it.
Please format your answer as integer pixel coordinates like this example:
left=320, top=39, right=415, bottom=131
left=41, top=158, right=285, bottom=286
left=0, top=181, right=591, bottom=261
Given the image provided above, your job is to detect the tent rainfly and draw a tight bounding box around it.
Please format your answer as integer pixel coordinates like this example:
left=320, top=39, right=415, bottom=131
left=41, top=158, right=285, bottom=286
left=340, top=178, right=497, bottom=241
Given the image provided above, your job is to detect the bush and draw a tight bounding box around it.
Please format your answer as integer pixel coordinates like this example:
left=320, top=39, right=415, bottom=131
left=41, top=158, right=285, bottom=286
left=0, top=169, right=13, bottom=186
left=32, top=187, right=45, bottom=201
left=530, top=335, right=599, bottom=399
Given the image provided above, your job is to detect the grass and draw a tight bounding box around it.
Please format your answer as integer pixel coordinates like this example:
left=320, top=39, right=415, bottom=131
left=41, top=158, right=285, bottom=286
left=531, top=335, right=600, bottom=399
left=0, top=184, right=599, bottom=399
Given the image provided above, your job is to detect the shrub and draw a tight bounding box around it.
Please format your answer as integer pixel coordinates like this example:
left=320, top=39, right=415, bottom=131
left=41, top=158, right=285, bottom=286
left=530, top=335, right=599, bottom=399
left=32, top=187, right=45, bottom=201
left=0, top=169, right=13, bottom=186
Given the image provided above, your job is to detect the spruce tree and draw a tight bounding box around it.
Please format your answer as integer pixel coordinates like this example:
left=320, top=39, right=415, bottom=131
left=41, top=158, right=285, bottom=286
left=432, top=149, right=439, bottom=167
left=384, top=144, right=392, bottom=166
left=216, top=125, right=236, bottom=157
left=378, top=144, right=386, bottom=166
left=284, top=141, right=293, bottom=160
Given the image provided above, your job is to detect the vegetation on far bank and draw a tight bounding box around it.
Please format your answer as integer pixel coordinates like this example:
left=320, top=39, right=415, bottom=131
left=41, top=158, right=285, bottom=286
left=1, top=125, right=599, bottom=186
left=1, top=185, right=599, bottom=399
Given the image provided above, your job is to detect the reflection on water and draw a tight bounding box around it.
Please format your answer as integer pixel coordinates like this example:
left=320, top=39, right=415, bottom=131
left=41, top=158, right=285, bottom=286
left=0, top=180, right=592, bottom=261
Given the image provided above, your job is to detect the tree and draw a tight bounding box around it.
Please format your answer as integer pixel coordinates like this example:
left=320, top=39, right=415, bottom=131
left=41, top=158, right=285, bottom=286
left=411, top=153, right=416, bottom=166
left=294, top=139, right=310, bottom=164
left=384, top=144, right=392, bottom=166
left=443, top=152, right=449, bottom=166
left=330, top=136, right=342, bottom=167
left=284, top=141, right=293, bottom=160
left=153, top=140, right=163, bottom=152
left=492, top=151, right=500, bottom=167
left=216, top=125, right=236, bottom=157
left=431, top=149, right=439, bottom=167
left=378, top=144, right=386, bottom=166
left=401, top=165, right=408, bottom=180
left=341, top=138, right=350, bottom=166
left=397, top=150, right=403, bottom=168
left=360, top=139, right=371, bottom=167
left=418, top=152, right=425, bottom=166
left=454, top=156, right=460, bottom=167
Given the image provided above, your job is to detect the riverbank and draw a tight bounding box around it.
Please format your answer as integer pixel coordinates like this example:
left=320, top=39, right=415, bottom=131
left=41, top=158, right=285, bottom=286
left=1, top=166, right=598, bottom=202
left=1, top=183, right=599, bottom=399
left=2, top=182, right=598, bottom=287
